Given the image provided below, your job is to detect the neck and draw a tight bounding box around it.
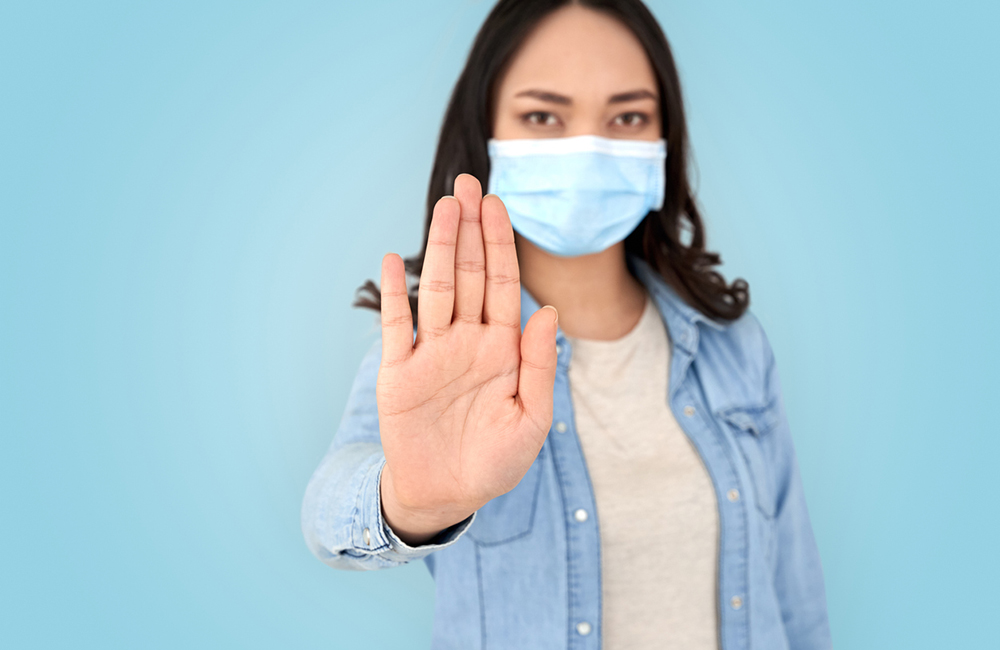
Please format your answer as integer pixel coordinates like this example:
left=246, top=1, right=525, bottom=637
left=516, top=236, right=647, bottom=340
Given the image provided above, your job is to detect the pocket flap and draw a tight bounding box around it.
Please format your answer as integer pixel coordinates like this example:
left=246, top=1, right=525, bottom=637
left=720, top=406, right=777, bottom=519
left=721, top=402, right=779, bottom=437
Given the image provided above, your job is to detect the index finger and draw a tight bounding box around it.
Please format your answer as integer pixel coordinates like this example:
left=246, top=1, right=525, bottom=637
left=481, top=194, right=521, bottom=329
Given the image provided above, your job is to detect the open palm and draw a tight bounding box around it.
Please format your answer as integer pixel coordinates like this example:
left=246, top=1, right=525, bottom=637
left=376, top=174, right=558, bottom=544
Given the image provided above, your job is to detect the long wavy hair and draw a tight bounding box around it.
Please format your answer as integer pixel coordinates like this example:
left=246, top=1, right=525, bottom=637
left=355, top=0, right=749, bottom=321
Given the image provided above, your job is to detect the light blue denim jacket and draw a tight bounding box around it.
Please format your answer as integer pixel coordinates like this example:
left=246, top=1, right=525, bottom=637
left=301, top=257, right=831, bottom=649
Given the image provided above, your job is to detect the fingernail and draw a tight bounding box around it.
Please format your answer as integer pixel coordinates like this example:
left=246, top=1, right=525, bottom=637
left=542, top=305, right=558, bottom=324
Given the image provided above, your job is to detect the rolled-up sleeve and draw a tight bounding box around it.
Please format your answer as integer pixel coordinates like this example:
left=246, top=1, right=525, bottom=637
left=300, top=337, right=476, bottom=571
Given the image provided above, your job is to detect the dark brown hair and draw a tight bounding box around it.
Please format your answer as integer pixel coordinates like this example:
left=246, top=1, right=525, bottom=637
left=355, top=0, right=748, bottom=321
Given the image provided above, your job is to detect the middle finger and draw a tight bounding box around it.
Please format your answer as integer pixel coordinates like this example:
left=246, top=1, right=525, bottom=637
left=452, top=173, right=486, bottom=324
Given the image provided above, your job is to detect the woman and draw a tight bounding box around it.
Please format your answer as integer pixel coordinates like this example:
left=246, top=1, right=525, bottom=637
left=302, top=1, right=831, bottom=648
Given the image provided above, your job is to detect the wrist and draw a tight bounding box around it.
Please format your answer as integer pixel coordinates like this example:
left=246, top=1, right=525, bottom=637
left=379, top=465, right=475, bottom=547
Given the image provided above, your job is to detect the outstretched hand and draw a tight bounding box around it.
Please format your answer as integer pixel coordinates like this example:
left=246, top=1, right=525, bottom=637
left=376, top=174, right=558, bottom=545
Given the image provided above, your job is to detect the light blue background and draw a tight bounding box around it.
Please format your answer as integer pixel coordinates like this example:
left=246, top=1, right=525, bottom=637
left=2, top=1, right=997, bottom=648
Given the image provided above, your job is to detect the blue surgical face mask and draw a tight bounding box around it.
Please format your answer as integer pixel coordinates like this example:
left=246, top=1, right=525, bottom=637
left=486, top=135, right=667, bottom=257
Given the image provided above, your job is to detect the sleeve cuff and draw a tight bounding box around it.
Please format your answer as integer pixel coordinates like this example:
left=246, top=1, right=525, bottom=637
left=352, top=455, right=476, bottom=563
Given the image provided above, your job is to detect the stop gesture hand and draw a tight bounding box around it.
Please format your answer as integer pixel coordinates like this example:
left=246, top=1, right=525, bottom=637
left=376, top=174, right=559, bottom=546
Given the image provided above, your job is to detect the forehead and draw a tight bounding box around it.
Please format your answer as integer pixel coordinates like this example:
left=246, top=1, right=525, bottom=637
left=497, top=5, right=657, bottom=100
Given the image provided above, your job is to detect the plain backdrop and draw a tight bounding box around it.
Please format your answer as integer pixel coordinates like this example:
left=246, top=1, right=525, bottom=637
left=2, top=1, right=998, bottom=648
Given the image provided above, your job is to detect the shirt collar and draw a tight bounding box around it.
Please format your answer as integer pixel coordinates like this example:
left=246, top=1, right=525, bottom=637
left=518, top=255, right=727, bottom=356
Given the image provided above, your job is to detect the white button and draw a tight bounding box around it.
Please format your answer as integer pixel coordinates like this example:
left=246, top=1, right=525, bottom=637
left=576, top=621, right=592, bottom=636
left=683, top=405, right=696, bottom=417
left=555, top=421, right=568, bottom=433
left=727, top=489, right=740, bottom=502
left=363, top=527, right=371, bottom=547
left=731, top=595, right=743, bottom=610
left=556, top=344, right=563, bottom=356
left=573, top=508, right=588, bottom=522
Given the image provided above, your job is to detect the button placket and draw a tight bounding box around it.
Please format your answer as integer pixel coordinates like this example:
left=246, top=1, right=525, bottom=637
left=548, top=361, right=599, bottom=649
left=672, top=387, right=749, bottom=646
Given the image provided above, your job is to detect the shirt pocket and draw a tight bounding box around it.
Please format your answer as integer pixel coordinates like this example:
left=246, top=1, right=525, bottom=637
left=719, top=406, right=778, bottom=520
left=466, top=443, right=546, bottom=546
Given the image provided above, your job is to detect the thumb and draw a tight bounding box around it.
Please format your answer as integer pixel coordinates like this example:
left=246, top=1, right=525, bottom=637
left=517, top=305, right=559, bottom=430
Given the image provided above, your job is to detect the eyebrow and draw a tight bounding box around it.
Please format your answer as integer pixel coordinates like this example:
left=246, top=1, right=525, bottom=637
left=514, top=89, right=572, bottom=105
left=608, top=89, right=658, bottom=104
left=513, top=88, right=658, bottom=105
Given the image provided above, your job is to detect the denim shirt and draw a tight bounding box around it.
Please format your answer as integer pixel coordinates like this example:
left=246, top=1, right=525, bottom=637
left=301, top=257, right=832, bottom=650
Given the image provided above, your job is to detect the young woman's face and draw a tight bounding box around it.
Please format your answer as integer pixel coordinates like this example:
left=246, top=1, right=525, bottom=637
left=493, top=5, right=662, bottom=142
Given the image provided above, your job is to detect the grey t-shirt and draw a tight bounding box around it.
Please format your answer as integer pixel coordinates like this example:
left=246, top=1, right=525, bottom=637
left=566, top=293, right=720, bottom=649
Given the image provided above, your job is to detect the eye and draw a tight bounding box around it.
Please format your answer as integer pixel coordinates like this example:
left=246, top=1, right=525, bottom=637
left=612, top=112, right=649, bottom=128
left=523, top=111, right=560, bottom=127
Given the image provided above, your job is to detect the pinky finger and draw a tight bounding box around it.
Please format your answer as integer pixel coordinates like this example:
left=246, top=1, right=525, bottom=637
left=380, top=253, right=414, bottom=365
